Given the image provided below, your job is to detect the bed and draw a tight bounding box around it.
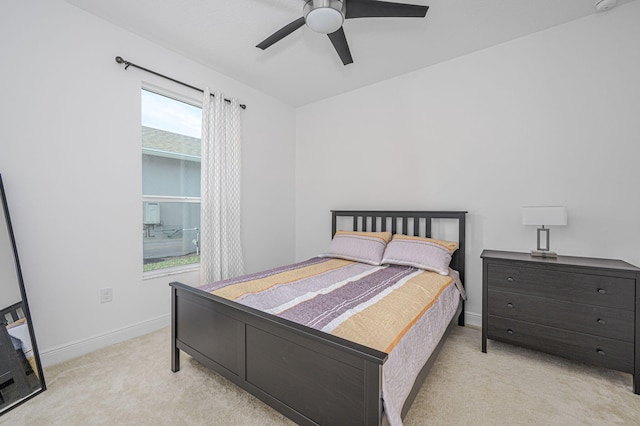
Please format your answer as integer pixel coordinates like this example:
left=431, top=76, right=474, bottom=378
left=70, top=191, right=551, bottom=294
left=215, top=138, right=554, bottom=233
left=1, top=302, right=39, bottom=407
left=2, top=302, right=35, bottom=368
left=170, top=210, right=466, bottom=425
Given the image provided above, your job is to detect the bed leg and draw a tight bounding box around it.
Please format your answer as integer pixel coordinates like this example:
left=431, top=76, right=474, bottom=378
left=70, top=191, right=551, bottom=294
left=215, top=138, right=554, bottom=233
left=172, top=343, right=180, bottom=372
left=457, top=300, right=465, bottom=326
left=171, top=285, right=180, bottom=372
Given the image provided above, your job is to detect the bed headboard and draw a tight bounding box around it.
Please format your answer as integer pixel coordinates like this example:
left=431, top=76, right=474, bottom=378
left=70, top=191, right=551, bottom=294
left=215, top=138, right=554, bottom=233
left=331, top=209, right=467, bottom=287
left=1, top=301, right=25, bottom=326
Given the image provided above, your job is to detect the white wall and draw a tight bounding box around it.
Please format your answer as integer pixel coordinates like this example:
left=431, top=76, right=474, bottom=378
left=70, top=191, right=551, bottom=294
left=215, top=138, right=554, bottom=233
left=295, top=2, right=640, bottom=326
left=1, top=0, right=638, bottom=364
left=0, top=0, right=296, bottom=364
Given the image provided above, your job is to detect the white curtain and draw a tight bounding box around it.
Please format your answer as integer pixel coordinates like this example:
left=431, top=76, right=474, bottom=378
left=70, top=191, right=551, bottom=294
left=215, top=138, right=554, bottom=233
left=200, top=88, right=244, bottom=283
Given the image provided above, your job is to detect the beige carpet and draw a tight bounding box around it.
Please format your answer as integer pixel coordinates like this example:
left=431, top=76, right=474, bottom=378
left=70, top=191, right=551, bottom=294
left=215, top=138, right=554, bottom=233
left=2, top=325, right=639, bottom=425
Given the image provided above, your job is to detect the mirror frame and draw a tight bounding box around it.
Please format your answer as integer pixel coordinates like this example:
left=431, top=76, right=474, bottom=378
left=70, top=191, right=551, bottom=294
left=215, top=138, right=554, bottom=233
left=0, top=174, right=46, bottom=414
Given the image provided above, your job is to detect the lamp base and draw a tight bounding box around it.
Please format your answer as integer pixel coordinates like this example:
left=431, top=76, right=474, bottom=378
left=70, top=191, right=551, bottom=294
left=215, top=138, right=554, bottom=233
left=530, top=250, right=558, bottom=258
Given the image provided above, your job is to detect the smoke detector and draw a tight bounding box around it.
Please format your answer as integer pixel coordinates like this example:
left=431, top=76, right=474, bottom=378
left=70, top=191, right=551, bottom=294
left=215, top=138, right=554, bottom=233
left=594, top=0, right=617, bottom=12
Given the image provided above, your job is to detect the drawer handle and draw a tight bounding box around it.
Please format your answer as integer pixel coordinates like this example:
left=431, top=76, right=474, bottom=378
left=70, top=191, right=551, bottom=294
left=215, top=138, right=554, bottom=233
left=507, top=329, right=514, bottom=335
left=597, top=318, right=606, bottom=325
left=507, top=303, right=514, bottom=308
left=507, top=277, right=514, bottom=282
left=596, top=349, right=605, bottom=356
left=597, top=288, right=607, bottom=294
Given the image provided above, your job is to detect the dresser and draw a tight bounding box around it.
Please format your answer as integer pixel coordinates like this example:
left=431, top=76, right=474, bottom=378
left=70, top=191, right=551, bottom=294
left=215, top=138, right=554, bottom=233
left=481, top=249, right=640, bottom=394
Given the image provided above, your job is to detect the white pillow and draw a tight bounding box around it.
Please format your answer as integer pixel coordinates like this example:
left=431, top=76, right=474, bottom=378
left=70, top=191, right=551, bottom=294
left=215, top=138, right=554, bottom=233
left=381, top=235, right=458, bottom=275
left=320, top=231, right=392, bottom=266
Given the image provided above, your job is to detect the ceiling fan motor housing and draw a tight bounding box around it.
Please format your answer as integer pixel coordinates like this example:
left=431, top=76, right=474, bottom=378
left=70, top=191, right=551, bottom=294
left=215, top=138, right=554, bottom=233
left=304, top=0, right=345, bottom=34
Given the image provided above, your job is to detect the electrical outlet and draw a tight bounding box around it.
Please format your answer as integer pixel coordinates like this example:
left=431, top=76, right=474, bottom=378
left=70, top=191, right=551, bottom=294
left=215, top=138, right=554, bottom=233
left=99, top=287, right=113, bottom=304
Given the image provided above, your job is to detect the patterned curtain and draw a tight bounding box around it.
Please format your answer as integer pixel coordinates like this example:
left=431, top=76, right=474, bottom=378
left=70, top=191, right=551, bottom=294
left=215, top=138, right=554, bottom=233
left=200, top=88, right=244, bottom=283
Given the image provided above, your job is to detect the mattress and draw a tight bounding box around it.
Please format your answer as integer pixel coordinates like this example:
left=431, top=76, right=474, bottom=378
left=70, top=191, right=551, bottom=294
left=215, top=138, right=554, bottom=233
left=198, top=257, right=462, bottom=425
left=7, top=319, right=38, bottom=377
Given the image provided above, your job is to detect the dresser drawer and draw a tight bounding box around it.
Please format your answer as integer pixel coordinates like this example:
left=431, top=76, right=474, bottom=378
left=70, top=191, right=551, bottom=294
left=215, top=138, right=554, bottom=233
left=488, top=290, right=635, bottom=342
left=487, top=264, right=635, bottom=310
left=487, top=315, right=634, bottom=373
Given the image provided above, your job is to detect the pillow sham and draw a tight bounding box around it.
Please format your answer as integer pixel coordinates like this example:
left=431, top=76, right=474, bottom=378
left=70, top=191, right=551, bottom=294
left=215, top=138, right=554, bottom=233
left=320, top=231, right=392, bottom=266
left=381, top=234, right=458, bottom=275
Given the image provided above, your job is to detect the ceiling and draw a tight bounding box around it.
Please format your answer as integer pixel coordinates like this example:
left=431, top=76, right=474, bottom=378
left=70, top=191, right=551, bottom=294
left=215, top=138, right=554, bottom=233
left=65, top=0, right=633, bottom=107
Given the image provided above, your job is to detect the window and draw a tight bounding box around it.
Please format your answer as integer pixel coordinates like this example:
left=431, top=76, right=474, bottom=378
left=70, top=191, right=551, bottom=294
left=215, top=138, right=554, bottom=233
left=141, top=89, right=202, bottom=273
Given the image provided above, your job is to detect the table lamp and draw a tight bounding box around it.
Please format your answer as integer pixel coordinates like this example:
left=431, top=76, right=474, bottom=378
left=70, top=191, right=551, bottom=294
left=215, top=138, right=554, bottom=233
left=522, top=206, right=567, bottom=258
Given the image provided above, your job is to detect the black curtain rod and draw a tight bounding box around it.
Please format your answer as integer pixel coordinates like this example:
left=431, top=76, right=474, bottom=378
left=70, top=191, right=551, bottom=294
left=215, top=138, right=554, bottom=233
left=115, top=56, right=247, bottom=110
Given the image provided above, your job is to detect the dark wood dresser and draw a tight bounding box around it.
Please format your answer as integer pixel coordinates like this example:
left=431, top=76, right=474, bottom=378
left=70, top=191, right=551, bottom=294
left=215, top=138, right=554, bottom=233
left=481, top=249, right=640, bottom=394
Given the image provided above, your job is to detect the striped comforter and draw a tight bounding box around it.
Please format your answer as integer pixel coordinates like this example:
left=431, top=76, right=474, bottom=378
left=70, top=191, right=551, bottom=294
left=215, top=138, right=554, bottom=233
left=198, top=257, right=463, bottom=425
left=199, top=257, right=460, bottom=354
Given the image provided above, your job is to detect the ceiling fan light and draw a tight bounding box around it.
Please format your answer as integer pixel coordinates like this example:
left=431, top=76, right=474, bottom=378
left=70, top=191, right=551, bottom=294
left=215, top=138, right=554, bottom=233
left=304, top=0, right=344, bottom=34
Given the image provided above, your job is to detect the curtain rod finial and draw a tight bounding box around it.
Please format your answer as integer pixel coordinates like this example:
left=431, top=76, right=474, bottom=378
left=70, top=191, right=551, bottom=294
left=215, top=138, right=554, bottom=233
left=115, top=56, right=131, bottom=70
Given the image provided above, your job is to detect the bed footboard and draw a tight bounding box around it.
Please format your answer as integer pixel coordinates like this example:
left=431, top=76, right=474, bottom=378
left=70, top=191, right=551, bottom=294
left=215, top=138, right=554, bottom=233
left=170, top=282, right=387, bottom=426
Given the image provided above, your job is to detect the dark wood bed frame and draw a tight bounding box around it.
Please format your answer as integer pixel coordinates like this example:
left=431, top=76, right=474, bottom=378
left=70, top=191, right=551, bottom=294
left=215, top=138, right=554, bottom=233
left=1, top=302, right=25, bottom=326
left=1, top=302, right=36, bottom=408
left=170, top=210, right=467, bottom=425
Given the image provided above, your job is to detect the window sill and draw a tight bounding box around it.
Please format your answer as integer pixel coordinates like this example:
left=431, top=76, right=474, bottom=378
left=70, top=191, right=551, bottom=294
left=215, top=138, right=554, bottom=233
left=143, top=264, right=200, bottom=280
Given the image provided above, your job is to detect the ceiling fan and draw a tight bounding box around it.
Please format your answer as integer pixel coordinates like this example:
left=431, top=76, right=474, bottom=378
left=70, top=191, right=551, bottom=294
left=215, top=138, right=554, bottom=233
left=257, top=0, right=429, bottom=65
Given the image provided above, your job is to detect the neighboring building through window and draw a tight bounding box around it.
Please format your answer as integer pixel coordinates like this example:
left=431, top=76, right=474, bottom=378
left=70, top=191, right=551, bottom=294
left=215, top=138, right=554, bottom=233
left=141, top=89, right=202, bottom=273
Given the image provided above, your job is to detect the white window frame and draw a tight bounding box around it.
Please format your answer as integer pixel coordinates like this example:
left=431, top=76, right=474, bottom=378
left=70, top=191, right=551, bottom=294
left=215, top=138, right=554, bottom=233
left=141, top=84, right=203, bottom=279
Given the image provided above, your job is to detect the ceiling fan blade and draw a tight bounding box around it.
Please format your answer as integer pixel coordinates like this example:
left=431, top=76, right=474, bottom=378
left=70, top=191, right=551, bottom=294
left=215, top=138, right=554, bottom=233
left=345, top=0, right=428, bottom=19
left=256, top=17, right=306, bottom=50
left=327, top=28, right=353, bottom=65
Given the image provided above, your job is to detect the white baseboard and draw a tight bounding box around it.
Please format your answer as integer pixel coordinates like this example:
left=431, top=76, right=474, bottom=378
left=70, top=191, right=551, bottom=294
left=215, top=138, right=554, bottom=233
left=40, top=314, right=170, bottom=367
left=39, top=310, right=480, bottom=367
left=464, top=310, right=481, bottom=328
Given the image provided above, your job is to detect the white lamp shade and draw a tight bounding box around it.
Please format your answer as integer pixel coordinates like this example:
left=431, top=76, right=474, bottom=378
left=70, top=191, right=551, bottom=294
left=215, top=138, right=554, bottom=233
left=522, top=206, right=567, bottom=226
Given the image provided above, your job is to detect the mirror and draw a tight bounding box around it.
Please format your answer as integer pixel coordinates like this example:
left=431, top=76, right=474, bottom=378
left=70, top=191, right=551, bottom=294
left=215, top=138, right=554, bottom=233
left=0, top=174, right=45, bottom=414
